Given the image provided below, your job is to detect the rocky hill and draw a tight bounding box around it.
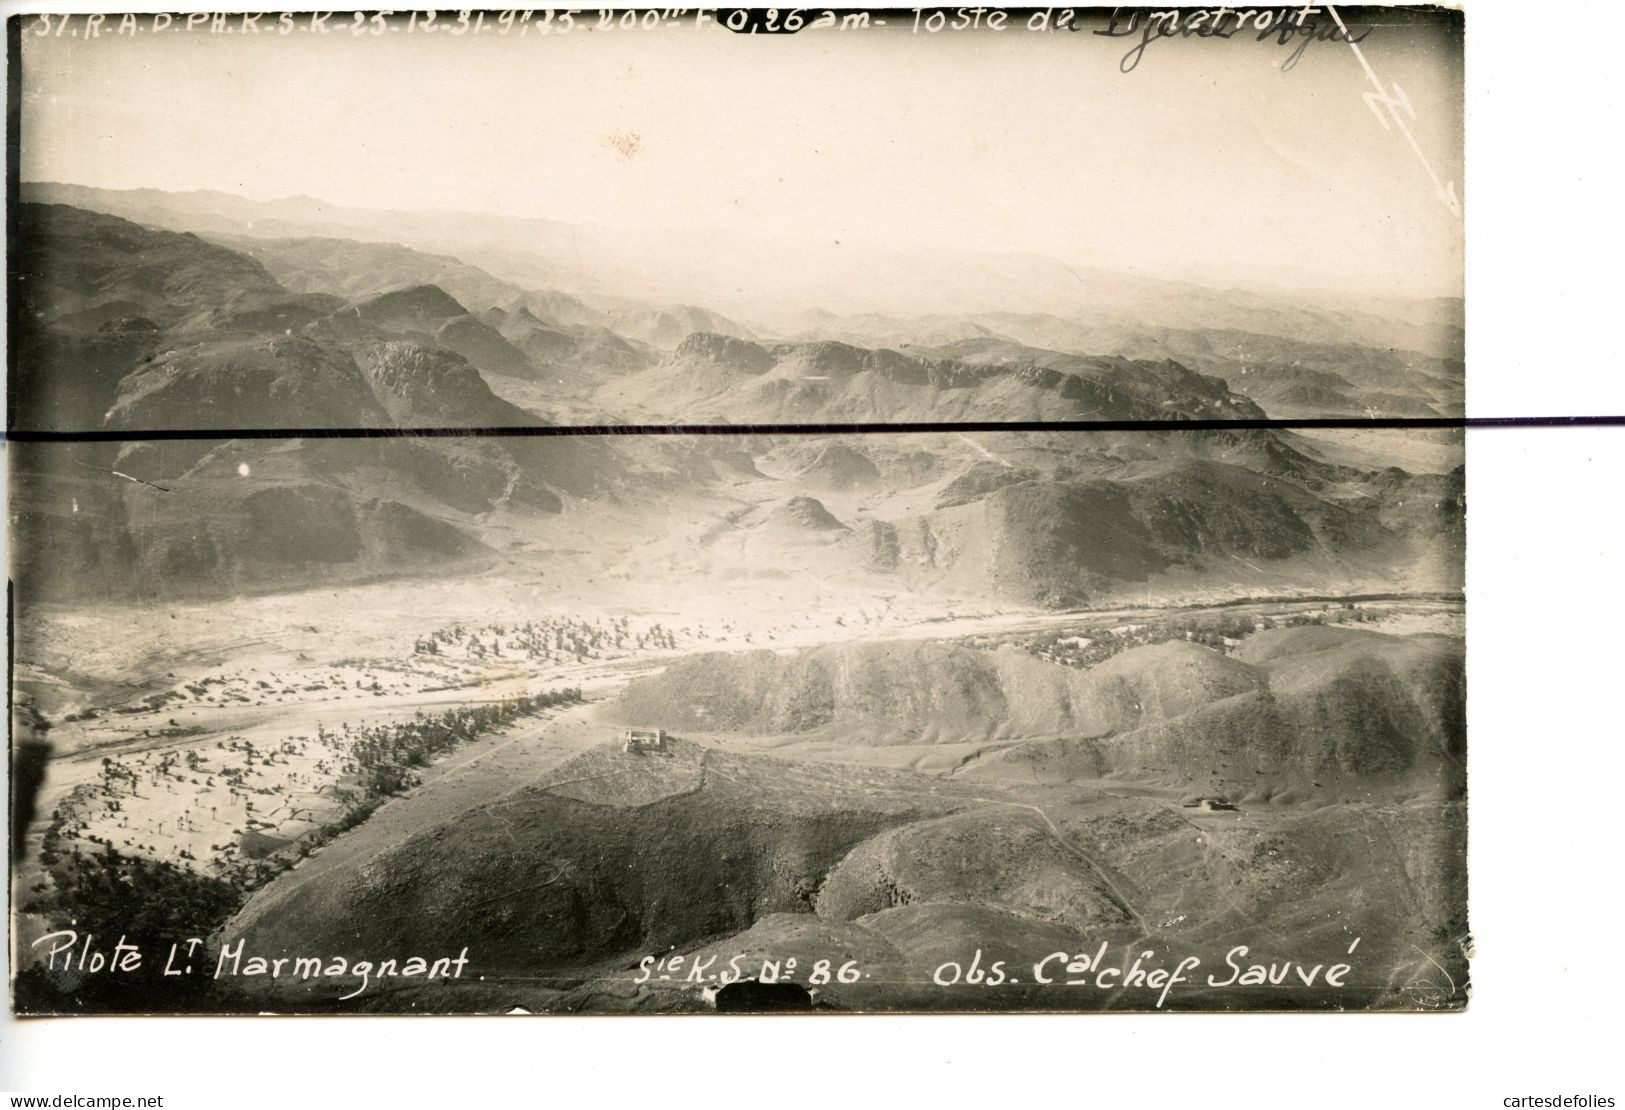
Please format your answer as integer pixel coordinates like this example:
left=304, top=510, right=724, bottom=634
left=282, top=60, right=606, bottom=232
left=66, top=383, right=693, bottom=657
left=10, top=204, right=339, bottom=433
left=329, top=285, right=537, bottom=381
left=794, top=443, right=883, bottom=490
left=356, top=341, right=536, bottom=427
left=11, top=203, right=331, bottom=335
left=616, top=638, right=1263, bottom=747
left=961, top=626, right=1465, bottom=797
left=104, top=334, right=392, bottom=431
left=798, top=447, right=1458, bottom=609
left=481, top=305, right=656, bottom=394
left=610, top=303, right=757, bottom=349
left=619, top=627, right=1461, bottom=796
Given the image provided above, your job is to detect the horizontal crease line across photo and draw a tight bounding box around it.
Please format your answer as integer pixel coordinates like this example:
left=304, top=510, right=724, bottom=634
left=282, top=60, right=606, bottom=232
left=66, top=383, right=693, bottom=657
left=2, top=415, right=1621, bottom=442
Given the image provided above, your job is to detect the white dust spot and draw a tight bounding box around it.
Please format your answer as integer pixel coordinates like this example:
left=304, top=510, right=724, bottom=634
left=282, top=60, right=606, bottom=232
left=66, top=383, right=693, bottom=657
left=237, top=463, right=252, bottom=478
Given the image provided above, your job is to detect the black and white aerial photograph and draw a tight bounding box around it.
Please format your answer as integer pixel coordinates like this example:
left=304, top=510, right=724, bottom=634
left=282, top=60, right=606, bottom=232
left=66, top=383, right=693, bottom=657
left=7, top=6, right=1469, bottom=1021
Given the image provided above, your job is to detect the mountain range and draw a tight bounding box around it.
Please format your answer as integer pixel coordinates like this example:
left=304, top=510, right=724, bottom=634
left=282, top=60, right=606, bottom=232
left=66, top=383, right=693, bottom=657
left=8, top=192, right=1464, bottom=609
left=10, top=186, right=1469, bottom=1017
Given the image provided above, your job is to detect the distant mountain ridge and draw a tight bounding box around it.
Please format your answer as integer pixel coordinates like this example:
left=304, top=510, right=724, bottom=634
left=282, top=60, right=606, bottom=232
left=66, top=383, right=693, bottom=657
left=601, top=332, right=1266, bottom=425
left=22, top=181, right=762, bottom=344
left=21, top=181, right=1462, bottom=360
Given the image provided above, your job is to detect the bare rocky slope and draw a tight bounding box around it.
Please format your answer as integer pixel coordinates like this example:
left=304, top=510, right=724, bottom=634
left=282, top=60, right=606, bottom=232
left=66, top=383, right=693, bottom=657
left=220, top=740, right=973, bottom=1004
left=616, top=628, right=1464, bottom=799
left=223, top=627, right=1465, bottom=1013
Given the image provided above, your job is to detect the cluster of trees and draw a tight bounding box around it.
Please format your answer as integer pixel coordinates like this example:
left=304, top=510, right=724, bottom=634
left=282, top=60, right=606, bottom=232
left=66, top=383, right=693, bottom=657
left=23, top=682, right=585, bottom=1011
left=17, top=842, right=248, bottom=1014
left=275, top=685, right=585, bottom=863
left=334, top=686, right=584, bottom=803
left=25, top=841, right=242, bottom=940
left=1280, top=605, right=1383, bottom=628
left=1004, top=613, right=1267, bottom=669
left=97, top=756, right=138, bottom=789
left=418, top=617, right=685, bottom=663
left=1004, top=604, right=1393, bottom=669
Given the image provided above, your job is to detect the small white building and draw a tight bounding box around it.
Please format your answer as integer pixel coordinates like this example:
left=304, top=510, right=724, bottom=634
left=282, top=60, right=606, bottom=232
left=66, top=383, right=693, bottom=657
left=621, top=728, right=667, bottom=754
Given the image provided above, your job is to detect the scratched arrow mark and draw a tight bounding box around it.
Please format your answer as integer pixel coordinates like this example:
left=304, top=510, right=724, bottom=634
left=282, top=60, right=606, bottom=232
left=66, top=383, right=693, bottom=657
left=1327, top=4, right=1461, bottom=217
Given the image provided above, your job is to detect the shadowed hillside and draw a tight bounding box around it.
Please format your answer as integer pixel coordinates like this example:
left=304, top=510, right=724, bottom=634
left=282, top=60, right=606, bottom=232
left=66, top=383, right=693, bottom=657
left=616, top=638, right=1263, bottom=747
left=220, top=740, right=971, bottom=1003
left=618, top=628, right=1463, bottom=801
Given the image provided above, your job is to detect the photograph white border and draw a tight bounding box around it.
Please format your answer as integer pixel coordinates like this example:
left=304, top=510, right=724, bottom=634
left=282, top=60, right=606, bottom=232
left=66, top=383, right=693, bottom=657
left=4, top=1, right=1621, bottom=1105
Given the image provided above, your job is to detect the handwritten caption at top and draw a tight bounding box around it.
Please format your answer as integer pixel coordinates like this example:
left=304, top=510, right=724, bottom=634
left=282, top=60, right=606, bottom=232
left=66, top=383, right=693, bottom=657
left=26, top=8, right=1447, bottom=210
left=27, top=7, right=1364, bottom=69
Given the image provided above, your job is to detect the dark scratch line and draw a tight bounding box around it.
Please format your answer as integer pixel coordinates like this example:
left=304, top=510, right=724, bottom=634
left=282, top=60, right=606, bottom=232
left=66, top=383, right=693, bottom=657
left=3, top=414, right=1620, bottom=444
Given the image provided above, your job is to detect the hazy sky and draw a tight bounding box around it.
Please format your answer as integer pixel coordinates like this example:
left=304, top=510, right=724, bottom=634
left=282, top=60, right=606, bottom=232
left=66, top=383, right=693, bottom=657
left=20, top=10, right=1463, bottom=296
